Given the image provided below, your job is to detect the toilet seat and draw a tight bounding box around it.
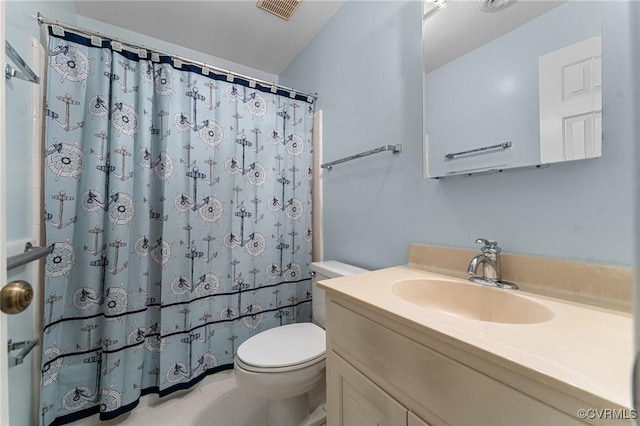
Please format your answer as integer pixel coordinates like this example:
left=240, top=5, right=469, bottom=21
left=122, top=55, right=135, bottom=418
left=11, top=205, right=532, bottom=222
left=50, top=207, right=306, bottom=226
left=236, top=323, right=326, bottom=372
left=235, top=353, right=325, bottom=373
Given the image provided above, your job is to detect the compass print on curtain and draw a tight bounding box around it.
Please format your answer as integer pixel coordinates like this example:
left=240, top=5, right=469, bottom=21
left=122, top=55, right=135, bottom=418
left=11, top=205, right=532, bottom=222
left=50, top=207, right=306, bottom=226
left=40, top=28, right=314, bottom=426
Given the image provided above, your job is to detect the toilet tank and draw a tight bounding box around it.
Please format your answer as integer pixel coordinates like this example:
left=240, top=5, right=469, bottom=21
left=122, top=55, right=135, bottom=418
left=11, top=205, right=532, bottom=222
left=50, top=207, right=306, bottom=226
left=311, top=261, right=369, bottom=328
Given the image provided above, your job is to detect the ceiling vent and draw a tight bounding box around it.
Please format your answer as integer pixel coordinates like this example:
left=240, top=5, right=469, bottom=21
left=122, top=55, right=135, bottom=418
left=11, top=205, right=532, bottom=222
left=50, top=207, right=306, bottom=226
left=257, top=0, right=301, bottom=21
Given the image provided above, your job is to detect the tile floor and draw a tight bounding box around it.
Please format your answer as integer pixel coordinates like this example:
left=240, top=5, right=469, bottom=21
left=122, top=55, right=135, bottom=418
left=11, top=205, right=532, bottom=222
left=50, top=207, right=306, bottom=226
left=75, top=371, right=269, bottom=426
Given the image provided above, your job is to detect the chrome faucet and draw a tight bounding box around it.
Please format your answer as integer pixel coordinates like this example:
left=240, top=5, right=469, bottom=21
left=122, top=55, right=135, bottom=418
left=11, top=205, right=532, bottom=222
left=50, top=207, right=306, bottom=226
left=467, top=238, right=518, bottom=290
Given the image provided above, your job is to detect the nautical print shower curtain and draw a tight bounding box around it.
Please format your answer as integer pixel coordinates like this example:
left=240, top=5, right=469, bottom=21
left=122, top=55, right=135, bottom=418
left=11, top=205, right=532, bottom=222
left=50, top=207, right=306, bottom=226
left=40, top=28, right=314, bottom=426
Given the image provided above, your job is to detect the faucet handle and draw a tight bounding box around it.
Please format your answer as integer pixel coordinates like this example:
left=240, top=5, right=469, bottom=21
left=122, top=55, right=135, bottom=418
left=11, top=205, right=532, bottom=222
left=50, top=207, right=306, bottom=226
left=475, top=238, right=501, bottom=254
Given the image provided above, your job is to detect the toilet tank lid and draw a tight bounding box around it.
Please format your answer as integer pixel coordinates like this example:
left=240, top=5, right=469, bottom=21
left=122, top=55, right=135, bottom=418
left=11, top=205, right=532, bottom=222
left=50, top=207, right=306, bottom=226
left=310, top=261, right=369, bottom=278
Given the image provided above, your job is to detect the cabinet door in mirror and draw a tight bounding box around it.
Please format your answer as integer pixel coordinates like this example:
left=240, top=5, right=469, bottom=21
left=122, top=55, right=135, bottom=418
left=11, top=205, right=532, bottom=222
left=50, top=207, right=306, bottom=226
left=422, top=0, right=602, bottom=178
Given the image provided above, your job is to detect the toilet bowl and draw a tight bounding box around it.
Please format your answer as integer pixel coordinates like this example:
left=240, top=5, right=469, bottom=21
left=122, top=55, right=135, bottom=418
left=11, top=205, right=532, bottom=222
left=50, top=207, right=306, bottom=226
left=234, top=261, right=369, bottom=426
left=235, top=323, right=326, bottom=400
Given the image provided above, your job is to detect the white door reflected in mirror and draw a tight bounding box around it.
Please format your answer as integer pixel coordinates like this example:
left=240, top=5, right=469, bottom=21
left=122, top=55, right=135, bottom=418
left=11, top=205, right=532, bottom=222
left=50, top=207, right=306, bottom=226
left=539, top=36, right=602, bottom=163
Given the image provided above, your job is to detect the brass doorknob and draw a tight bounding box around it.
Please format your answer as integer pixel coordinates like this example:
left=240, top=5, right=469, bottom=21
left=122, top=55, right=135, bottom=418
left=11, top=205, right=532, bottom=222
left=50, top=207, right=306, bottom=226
left=1, top=280, right=33, bottom=314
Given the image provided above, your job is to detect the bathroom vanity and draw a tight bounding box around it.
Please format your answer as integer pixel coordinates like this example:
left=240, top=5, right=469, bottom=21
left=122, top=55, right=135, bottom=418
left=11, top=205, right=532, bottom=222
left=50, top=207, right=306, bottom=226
left=319, top=264, right=633, bottom=425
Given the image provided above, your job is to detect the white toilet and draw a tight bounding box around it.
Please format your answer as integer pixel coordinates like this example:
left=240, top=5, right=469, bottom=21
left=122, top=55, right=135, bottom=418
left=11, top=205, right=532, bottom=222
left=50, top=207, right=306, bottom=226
left=234, top=261, right=369, bottom=426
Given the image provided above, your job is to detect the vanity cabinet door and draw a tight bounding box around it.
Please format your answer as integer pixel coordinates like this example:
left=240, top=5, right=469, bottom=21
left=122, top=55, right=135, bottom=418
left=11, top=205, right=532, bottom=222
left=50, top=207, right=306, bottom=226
left=328, top=350, right=408, bottom=426
left=408, top=411, right=432, bottom=426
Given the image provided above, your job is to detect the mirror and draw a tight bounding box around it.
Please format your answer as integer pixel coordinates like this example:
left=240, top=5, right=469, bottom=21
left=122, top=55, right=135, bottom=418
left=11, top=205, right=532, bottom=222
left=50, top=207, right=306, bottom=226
left=423, top=0, right=602, bottom=178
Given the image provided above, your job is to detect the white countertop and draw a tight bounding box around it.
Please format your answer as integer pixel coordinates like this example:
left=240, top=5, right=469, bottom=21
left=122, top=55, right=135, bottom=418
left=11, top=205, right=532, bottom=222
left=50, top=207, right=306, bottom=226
left=318, top=266, right=634, bottom=409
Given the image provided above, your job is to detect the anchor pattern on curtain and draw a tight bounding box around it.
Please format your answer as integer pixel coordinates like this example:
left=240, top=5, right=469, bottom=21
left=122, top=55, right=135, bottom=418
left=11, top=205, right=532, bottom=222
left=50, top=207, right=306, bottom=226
left=40, top=29, right=314, bottom=426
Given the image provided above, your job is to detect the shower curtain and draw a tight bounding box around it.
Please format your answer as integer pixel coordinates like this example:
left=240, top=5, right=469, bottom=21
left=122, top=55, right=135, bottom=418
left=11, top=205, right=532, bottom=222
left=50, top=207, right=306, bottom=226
left=40, top=28, right=314, bottom=426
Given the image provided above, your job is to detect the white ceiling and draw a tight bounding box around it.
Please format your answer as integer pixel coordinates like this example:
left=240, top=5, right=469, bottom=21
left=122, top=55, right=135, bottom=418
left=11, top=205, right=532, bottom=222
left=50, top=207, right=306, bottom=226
left=73, top=0, right=344, bottom=75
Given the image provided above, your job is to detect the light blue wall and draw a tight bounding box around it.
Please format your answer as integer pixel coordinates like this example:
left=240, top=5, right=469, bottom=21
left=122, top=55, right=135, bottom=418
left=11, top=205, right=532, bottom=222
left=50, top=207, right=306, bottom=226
left=280, top=0, right=638, bottom=268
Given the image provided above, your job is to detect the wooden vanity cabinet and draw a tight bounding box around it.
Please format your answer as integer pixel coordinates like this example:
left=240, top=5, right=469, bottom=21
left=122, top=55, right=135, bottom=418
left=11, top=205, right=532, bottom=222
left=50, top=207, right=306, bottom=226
left=325, top=295, right=589, bottom=426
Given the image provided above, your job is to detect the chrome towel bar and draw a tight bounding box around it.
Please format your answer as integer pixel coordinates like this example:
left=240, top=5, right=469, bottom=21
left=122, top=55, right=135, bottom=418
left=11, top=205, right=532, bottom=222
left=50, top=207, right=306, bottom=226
left=7, top=242, right=54, bottom=271
left=321, top=144, right=402, bottom=170
left=445, top=141, right=512, bottom=160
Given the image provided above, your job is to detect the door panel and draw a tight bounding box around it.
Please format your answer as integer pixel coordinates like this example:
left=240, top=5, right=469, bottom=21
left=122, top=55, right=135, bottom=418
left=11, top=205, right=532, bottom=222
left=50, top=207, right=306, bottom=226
left=3, top=27, right=45, bottom=426
left=328, top=351, right=407, bottom=426
left=539, top=36, right=602, bottom=163
left=408, top=411, right=432, bottom=426
left=7, top=265, right=38, bottom=426
left=0, top=2, right=9, bottom=423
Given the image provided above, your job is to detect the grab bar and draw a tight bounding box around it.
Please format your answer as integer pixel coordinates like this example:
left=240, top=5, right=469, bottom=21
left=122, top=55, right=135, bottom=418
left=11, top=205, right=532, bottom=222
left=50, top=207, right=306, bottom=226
left=7, top=242, right=54, bottom=271
left=321, top=144, right=402, bottom=170
left=444, top=141, right=512, bottom=160
left=7, top=339, right=38, bottom=367
left=5, top=40, right=40, bottom=84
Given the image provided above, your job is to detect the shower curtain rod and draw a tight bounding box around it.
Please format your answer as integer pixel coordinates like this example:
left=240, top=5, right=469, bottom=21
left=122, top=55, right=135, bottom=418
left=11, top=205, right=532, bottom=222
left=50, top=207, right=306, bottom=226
left=36, top=12, right=317, bottom=102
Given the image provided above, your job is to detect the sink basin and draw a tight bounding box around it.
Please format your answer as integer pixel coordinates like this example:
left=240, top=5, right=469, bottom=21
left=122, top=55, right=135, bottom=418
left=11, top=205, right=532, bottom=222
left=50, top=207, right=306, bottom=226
left=392, top=278, right=553, bottom=324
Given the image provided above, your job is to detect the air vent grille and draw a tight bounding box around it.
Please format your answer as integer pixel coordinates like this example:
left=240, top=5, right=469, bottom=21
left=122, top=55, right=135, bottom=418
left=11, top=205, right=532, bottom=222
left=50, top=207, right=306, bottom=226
left=257, top=0, right=301, bottom=21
